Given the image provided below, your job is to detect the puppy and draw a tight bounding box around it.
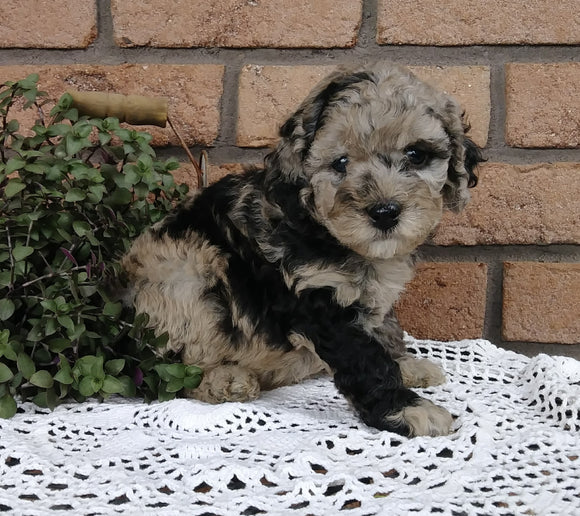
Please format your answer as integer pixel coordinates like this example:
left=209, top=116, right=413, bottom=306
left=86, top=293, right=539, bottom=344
left=121, top=63, right=483, bottom=437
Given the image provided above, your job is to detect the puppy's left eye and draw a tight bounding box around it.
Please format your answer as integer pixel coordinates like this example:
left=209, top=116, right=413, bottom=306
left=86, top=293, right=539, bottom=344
left=331, top=156, right=349, bottom=174
left=404, top=146, right=429, bottom=167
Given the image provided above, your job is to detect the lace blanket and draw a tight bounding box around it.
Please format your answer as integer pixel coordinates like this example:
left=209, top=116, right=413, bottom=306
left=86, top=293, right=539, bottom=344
left=1, top=337, right=579, bottom=515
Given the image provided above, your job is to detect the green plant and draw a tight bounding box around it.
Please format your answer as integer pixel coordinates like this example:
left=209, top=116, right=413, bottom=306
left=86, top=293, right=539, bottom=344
left=0, top=75, right=202, bottom=418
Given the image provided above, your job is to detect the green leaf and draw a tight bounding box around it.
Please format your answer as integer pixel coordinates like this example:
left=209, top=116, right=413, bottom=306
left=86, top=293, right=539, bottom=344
left=105, top=188, right=132, bottom=206
left=17, top=353, right=36, bottom=380
left=48, top=338, right=72, bottom=353
left=57, top=316, right=74, bottom=333
left=12, top=245, right=34, bottom=262
left=164, top=158, right=180, bottom=171
left=30, top=370, right=54, bottom=389
left=0, top=299, right=15, bottom=321
left=0, top=272, right=12, bottom=287
left=0, top=363, right=14, bottom=383
left=5, top=157, right=26, bottom=174
left=78, top=376, right=99, bottom=397
left=0, top=394, right=17, bottom=419
left=65, top=134, right=85, bottom=156
left=87, top=184, right=106, bottom=203
left=186, top=365, right=203, bottom=377
left=32, top=389, right=58, bottom=409
left=154, top=363, right=186, bottom=382
left=151, top=332, right=170, bottom=348
left=90, top=355, right=105, bottom=379
left=6, top=119, right=20, bottom=132
left=24, top=163, right=47, bottom=175
left=65, top=188, right=86, bottom=202
left=134, top=182, right=149, bottom=200
left=183, top=374, right=202, bottom=390
left=105, top=359, right=125, bottom=376
left=166, top=377, right=184, bottom=393
left=72, top=220, right=92, bottom=237
left=101, top=375, right=125, bottom=394
left=73, top=122, right=93, bottom=139
left=115, top=376, right=136, bottom=398
left=40, top=299, right=57, bottom=313
left=44, top=317, right=59, bottom=336
left=157, top=387, right=176, bottom=402
left=0, top=331, right=17, bottom=362
left=46, top=123, right=72, bottom=137
left=18, top=74, right=39, bottom=90
left=68, top=322, right=86, bottom=341
left=5, top=180, right=26, bottom=198
left=103, top=302, right=122, bottom=319
left=153, top=364, right=173, bottom=382
left=53, top=368, right=74, bottom=385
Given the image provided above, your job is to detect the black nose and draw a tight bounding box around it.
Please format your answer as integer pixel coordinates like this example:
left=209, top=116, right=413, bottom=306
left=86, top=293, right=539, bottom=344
left=367, top=201, right=401, bottom=231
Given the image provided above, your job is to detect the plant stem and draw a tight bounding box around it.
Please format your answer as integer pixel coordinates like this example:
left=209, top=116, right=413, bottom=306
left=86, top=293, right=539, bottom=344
left=15, top=265, right=87, bottom=291
left=5, top=223, right=15, bottom=289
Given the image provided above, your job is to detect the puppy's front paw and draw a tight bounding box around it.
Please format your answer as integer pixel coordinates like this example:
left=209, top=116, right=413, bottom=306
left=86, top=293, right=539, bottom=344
left=396, top=356, right=447, bottom=388
left=385, top=398, right=453, bottom=437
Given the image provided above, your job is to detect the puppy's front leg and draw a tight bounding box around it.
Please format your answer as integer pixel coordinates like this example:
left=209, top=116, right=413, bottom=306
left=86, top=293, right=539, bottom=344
left=295, top=289, right=452, bottom=437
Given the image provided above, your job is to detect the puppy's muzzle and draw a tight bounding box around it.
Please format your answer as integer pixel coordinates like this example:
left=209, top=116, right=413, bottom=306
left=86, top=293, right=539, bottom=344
left=367, top=201, right=401, bottom=232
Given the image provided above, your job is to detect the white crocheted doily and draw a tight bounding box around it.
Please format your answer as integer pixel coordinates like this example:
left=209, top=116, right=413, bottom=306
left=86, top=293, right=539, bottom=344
left=1, top=337, right=579, bottom=515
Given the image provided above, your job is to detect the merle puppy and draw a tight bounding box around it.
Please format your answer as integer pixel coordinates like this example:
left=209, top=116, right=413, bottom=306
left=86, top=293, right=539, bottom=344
left=122, top=63, right=483, bottom=437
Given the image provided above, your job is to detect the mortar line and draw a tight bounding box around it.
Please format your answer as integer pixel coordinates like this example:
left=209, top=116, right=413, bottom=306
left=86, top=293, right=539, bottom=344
left=482, top=259, right=505, bottom=346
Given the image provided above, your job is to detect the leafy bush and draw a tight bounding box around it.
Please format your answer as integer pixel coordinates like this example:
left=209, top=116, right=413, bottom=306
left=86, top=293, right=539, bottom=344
left=0, top=75, right=202, bottom=418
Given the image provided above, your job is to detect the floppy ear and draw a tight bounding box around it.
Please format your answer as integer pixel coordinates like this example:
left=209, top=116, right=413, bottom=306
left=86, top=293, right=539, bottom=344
left=440, top=101, right=485, bottom=212
left=267, top=70, right=374, bottom=180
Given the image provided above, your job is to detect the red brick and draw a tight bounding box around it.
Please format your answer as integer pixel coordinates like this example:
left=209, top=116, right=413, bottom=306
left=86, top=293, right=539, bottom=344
left=237, top=65, right=334, bottom=147
left=395, top=263, right=488, bottom=341
left=1, top=0, right=96, bottom=48
left=172, top=162, right=246, bottom=190
left=0, top=65, right=224, bottom=146
left=377, top=0, right=580, bottom=45
left=503, top=263, right=580, bottom=344
left=505, top=63, right=580, bottom=148
left=434, top=163, right=580, bottom=246
left=111, top=0, right=362, bottom=48
left=409, top=66, right=490, bottom=147
left=237, top=65, right=490, bottom=148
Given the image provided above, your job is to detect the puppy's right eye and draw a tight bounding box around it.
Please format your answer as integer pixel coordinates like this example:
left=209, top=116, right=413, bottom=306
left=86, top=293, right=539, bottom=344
left=331, top=156, right=349, bottom=174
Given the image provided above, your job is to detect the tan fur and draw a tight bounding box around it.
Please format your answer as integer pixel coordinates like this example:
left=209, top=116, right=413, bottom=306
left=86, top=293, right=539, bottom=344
left=385, top=398, right=454, bottom=437
left=396, top=356, right=447, bottom=388
left=122, top=232, right=329, bottom=400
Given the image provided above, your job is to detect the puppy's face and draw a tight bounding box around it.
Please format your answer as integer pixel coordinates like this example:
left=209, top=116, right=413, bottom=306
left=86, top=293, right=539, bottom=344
left=275, top=64, right=482, bottom=259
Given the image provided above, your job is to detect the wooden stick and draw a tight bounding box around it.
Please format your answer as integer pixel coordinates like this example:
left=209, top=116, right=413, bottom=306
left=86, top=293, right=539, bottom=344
left=68, top=91, right=168, bottom=127
left=167, top=116, right=203, bottom=189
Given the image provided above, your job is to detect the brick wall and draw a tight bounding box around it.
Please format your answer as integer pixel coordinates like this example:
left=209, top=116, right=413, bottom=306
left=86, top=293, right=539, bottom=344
left=1, top=0, right=579, bottom=356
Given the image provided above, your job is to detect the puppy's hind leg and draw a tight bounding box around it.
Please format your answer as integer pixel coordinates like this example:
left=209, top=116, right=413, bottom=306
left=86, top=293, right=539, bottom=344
left=187, top=364, right=260, bottom=404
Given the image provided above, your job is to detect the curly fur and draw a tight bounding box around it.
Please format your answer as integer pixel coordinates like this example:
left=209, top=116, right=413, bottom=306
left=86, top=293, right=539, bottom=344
left=121, top=63, right=483, bottom=437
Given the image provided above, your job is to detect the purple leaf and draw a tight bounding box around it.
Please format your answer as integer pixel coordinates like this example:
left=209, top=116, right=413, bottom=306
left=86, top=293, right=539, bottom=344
left=59, top=247, right=78, bottom=266
left=134, top=368, right=144, bottom=387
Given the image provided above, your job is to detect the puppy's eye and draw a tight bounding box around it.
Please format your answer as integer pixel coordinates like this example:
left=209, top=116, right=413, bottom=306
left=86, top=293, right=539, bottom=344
left=331, top=156, right=349, bottom=174
left=404, top=146, right=428, bottom=167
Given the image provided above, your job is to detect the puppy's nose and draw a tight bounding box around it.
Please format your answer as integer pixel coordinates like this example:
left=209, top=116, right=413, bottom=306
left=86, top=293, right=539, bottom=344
left=367, top=201, right=401, bottom=231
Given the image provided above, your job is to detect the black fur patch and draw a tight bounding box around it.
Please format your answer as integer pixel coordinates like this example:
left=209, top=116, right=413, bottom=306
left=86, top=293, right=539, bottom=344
left=463, top=136, right=485, bottom=188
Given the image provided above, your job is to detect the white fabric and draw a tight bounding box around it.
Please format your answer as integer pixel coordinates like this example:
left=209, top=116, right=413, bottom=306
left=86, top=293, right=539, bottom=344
left=1, top=337, right=579, bottom=515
